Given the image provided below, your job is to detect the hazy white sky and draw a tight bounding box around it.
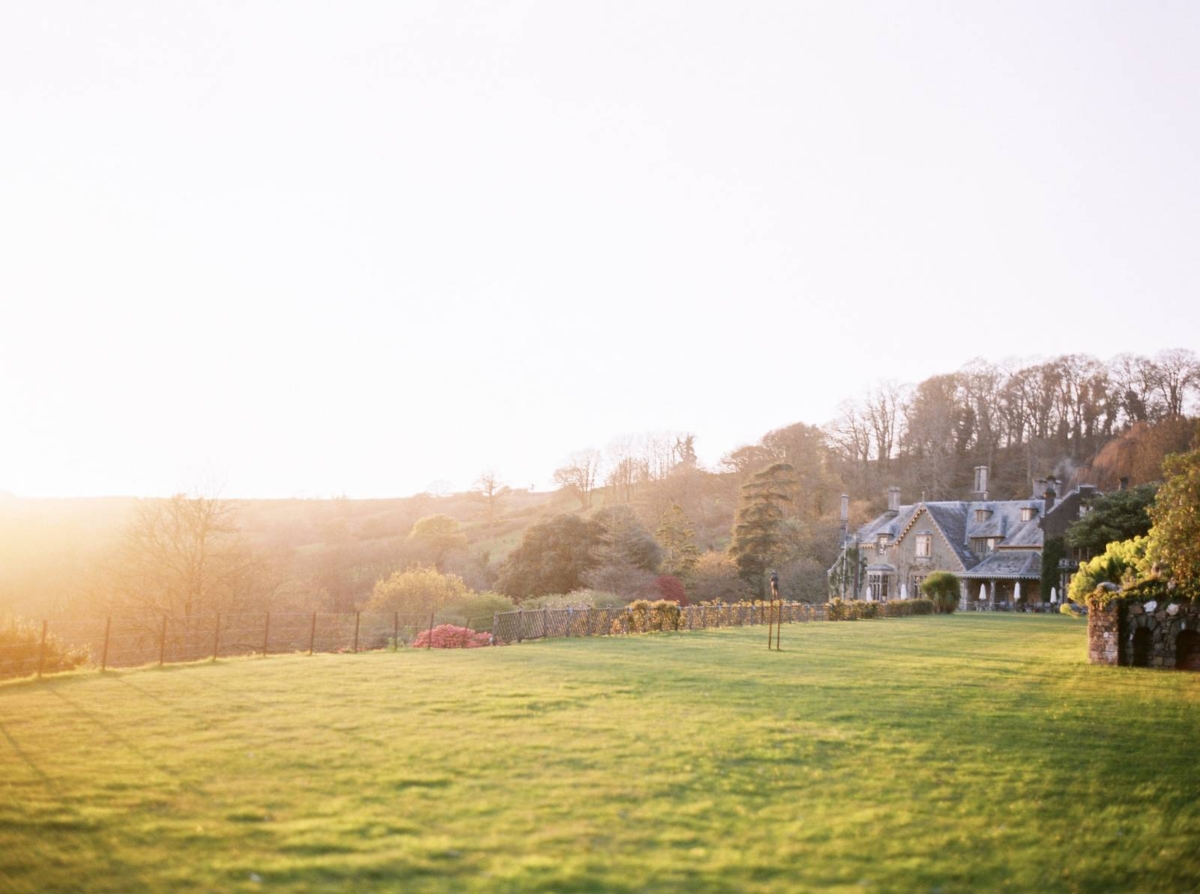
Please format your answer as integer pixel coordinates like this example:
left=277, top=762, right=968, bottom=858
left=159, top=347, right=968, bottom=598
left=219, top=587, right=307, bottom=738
left=2, top=1, right=1198, bottom=498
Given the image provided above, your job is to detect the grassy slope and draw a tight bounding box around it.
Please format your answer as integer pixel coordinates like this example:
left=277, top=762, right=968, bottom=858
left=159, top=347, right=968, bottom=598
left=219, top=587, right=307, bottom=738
left=1, top=615, right=1198, bottom=893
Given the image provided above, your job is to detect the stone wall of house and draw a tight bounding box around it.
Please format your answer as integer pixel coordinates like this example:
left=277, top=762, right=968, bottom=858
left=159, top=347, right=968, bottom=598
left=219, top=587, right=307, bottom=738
left=1088, top=598, right=1200, bottom=668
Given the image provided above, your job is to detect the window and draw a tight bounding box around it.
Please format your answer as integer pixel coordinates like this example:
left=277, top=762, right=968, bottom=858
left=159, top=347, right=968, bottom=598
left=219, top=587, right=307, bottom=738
left=971, top=537, right=998, bottom=555
left=1021, top=507, right=1037, bottom=522
left=867, top=572, right=891, bottom=602
left=975, top=508, right=992, bottom=523
left=915, top=533, right=932, bottom=558
left=877, top=533, right=889, bottom=552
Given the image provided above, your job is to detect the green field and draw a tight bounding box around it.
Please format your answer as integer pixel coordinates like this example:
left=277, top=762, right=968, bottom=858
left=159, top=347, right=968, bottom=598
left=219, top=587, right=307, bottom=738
left=1, top=615, right=1198, bottom=892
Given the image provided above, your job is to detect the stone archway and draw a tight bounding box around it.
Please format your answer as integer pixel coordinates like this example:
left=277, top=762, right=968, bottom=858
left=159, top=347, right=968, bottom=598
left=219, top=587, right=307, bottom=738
left=1176, top=629, right=1200, bottom=671
left=1131, top=627, right=1152, bottom=668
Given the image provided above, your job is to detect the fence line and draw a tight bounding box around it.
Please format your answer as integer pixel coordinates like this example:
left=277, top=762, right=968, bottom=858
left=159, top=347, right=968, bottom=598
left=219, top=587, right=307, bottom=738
left=2, top=602, right=826, bottom=682
left=491, top=601, right=825, bottom=644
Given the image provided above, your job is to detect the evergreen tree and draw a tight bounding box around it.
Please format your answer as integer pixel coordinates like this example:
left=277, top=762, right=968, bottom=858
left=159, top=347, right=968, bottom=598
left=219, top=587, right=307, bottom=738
left=657, top=503, right=700, bottom=581
left=729, top=463, right=795, bottom=595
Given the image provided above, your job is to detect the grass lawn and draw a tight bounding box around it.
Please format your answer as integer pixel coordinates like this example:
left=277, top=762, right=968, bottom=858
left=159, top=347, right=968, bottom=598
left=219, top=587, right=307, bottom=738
left=1, top=614, right=1198, bottom=892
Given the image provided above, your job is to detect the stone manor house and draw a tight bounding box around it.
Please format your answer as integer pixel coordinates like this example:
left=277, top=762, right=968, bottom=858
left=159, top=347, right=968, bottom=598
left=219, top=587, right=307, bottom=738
left=828, top=467, right=1097, bottom=609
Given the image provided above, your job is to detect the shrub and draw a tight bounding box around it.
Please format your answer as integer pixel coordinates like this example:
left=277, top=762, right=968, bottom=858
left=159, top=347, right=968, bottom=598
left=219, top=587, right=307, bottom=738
left=367, top=567, right=472, bottom=616
left=520, top=590, right=625, bottom=610
left=0, top=620, right=90, bottom=680
left=1069, top=537, right=1150, bottom=607
left=909, top=597, right=935, bottom=615
left=920, top=571, right=961, bottom=614
left=411, top=624, right=493, bottom=649
left=655, top=575, right=689, bottom=606
left=442, top=591, right=515, bottom=625
left=624, top=600, right=684, bottom=633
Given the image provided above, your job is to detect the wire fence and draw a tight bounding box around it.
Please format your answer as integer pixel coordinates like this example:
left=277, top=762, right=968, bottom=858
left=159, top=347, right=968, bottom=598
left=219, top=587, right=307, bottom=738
left=2, top=602, right=825, bottom=682
left=0, top=610, right=487, bottom=681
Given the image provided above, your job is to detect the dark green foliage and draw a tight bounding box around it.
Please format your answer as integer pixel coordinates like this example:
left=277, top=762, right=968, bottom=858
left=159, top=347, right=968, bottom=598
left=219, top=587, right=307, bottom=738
left=592, top=506, right=661, bottom=572
left=730, top=463, right=795, bottom=595
left=495, top=514, right=604, bottom=599
left=1065, top=485, right=1157, bottom=553
left=656, top=503, right=700, bottom=581
left=920, top=571, right=960, bottom=614
left=1041, top=536, right=1066, bottom=600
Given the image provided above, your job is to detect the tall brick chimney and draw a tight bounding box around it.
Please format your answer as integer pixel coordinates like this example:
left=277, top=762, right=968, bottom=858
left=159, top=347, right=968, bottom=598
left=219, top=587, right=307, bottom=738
left=973, top=466, right=989, bottom=499
left=887, top=486, right=900, bottom=514
left=1044, top=479, right=1057, bottom=513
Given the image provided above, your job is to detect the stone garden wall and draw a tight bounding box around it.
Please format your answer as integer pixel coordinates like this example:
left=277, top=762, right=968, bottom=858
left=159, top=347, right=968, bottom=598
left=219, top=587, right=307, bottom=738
left=1088, top=597, right=1200, bottom=669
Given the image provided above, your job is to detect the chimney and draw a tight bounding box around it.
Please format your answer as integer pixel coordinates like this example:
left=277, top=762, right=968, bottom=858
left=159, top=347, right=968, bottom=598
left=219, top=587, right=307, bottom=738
left=1119, top=476, right=1129, bottom=492
left=1044, top=480, right=1057, bottom=514
left=973, top=465, right=989, bottom=498
left=1034, top=477, right=1047, bottom=499
left=887, top=486, right=900, bottom=514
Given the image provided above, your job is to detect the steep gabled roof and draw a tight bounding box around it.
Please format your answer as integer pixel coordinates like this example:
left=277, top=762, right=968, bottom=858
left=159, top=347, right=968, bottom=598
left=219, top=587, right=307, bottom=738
left=891, top=503, right=974, bottom=571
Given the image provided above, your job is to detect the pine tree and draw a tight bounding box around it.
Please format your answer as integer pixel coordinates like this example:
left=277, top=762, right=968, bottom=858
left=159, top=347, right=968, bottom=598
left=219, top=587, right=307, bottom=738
left=657, top=503, right=700, bottom=581
left=729, top=463, right=795, bottom=595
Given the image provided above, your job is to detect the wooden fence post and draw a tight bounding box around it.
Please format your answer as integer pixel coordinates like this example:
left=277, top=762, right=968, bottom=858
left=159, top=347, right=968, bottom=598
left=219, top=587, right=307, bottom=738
left=159, top=614, right=168, bottom=667
left=211, top=612, right=221, bottom=662
left=427, top=612, right=434, bottom=649
left=262, top=612, right=270, bottom=657
left=308, top=611, right=317, bottom=655
left=393, top=611, right=399, bottom=651
left=36, top=620, right=47, bottom=679
left=567, top=607, right=573, bottom=637
left=517, top=608, right=524, bottom=643
left=492, top=613, right=499, bottom=645
left=543, top=607, right=549, bottom=639
left=353, top=611, right=361, bottom=654
left=100, top=615, right=112, bottom=672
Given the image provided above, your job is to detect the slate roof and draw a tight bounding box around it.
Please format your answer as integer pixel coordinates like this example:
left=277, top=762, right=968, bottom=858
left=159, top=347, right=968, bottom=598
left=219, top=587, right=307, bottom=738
left=848, top=497, right=1048, bottom=578
left=958, top=549, right=1042, bottom=579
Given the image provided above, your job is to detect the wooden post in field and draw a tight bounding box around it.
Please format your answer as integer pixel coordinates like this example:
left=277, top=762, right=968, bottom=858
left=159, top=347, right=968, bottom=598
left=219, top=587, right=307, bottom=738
left=261, top=612, right=270, bottom=658
left=543, top=606, right=549, bottom=639
left=159, top=614, right=168, bottom=667
left=353, top=611, right=361, bottom=654
left=566, top=607, right=573, bottom=637
left=768, top=572, right=780, bottom=651
left=100, top=615, right=112, bottom=672
left=36, top=620, right=47, bottom=679
left=211, top=612, right=221, bottom=662
left=308, top=611, right=317, bottom=655
left=586, top=607, right=592, bottom=636
left=517, top=608, right=524, bottom=644
left=492, top=613, right=499, bottom=645
left=393, top=612, right=399, bottom=651
left=427, top=612, right=434, bottom=649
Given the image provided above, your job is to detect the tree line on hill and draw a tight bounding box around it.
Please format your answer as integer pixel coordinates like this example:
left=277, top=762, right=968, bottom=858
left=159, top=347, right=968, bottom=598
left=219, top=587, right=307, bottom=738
left=2, top=349, right=1197, bottom=621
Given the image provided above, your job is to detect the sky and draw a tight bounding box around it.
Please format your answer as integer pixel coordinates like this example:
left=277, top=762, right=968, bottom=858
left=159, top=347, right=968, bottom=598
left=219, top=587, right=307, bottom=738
left=2, top=1, right=1198, bottom=499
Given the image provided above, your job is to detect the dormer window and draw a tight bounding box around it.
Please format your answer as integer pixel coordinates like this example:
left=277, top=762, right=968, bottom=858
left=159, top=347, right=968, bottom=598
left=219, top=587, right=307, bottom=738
left=971, top=537, right=998, bottom=555
left=915, top=533, right=932, bottom=558
left=1021, top=507, right=1037, bottom=522
left=975, top=508, right=992, bottom=523
left=877, top=533, right=889, bottom=552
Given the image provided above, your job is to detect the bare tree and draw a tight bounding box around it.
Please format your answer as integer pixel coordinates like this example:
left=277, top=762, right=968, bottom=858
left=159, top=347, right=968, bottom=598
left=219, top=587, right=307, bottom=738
left=864, top=381, right=904, bottom=468
left=553, top=449, right=603, bottom=509
left=1150, top=348, right=1200, bottom=420
left=107, top=492, right=275, bottom=622
left=475, top=468, right=509, bottom=532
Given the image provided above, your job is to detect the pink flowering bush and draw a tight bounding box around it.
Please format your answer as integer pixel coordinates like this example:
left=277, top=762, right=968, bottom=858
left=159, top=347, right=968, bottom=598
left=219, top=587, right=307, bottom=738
left=411, top=624, right=493, bottom=649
